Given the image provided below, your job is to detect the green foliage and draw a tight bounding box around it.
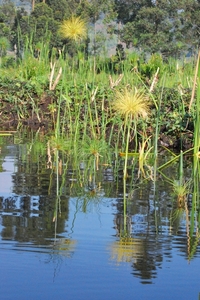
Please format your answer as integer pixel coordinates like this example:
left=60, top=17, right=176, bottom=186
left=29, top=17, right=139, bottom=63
left=0, top=55, right=15, bottom=68
left=18, top=53, right=48, bottom=83
left=139, top=53, right=164, bottom=78
left=0, top=0, right=15, bottom=26
left=0, top=0, right=15, bottom=42
left=15, top=3, right=61, bottom=56
left=0, top=0, right=197, bottom=155
left=45, top=0, right=69, bottom=21
left=32, top=2, right=53, bottom=19
left=116, top=0, right=200, bottom=57
left=0, top=36, right=10, bottom=57
left=0, top=0, right=199, bottom=60
left=150, top=86, right=193, bottom=146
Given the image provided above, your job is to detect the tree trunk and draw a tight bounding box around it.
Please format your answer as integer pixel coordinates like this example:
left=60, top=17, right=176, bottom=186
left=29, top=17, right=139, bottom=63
left=32, top=0, right=35, bottom=11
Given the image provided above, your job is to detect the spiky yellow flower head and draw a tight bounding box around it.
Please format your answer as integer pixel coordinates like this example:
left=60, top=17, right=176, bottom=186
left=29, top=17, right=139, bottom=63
left=59, top=16, right=87, bottom=42
left=113, top=87, right=150, bottom=120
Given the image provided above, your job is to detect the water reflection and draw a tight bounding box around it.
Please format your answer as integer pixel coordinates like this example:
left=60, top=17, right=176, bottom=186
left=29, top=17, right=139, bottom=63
left=0, top=132, right=200, bottom=290
left=0, top=136, right=76, bottom=257
left=110, top=166, right=200, bottom=283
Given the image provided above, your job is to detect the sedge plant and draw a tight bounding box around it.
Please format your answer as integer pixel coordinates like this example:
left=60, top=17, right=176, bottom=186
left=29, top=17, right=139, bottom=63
left=113, top=87, right=150, bottom=229
left=59, top=16, right=87, bottom=42
left=59, top=15, right=87, bottom=75
left=113, top=87, right=150, bottom=180
left=190, top=51, right=200, bottom=234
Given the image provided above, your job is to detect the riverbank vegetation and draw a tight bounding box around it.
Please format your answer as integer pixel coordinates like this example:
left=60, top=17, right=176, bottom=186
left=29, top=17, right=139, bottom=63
left=1, top=0, right=200, bottom=273
left=0, top=0, right=199, bottom=162
left=0, top=1, right=199, bottom=148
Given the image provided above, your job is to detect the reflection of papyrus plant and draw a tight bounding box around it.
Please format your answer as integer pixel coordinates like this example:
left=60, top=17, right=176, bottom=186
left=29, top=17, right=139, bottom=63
left=110, top=237, right=144, bottom=263
left=53, top=238, right=77, bottom=256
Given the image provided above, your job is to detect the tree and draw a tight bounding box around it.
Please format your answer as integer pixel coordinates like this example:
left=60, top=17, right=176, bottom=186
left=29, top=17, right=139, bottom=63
left=114, top=0, right=200, bottom=57
left=20, top=0, right=46, bottom=12
left=0, top=36, right=10, bottom=57
left=74, top=0, right=116, bottom=56
left=179, top=0, right=200, bottom=52
left=13, top=2, right=61, bottom=56
left=0, top=0, right=16, bottom=41
left=45, top=0, right=69, bottom=21
left=15, top=0, right=116, bottom=57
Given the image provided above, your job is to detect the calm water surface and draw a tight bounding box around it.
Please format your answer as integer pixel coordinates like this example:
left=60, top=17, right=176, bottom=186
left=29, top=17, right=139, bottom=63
left=0, top=135, right=200, bottom=300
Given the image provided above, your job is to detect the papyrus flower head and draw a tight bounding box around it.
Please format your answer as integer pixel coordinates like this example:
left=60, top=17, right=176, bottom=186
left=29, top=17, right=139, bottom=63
left=113, top=87, right=150, bottom=120
left=59, top=16, right=87, bottom=42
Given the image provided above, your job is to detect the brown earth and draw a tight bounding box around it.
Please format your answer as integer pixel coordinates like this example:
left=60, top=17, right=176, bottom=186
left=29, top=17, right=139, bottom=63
left=0, top=93, right=54, bottom=131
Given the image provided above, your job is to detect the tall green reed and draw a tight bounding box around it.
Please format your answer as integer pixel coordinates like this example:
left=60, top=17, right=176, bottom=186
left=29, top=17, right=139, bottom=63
left=153, top=77, right=164, bottom=183
left=191, top=51, right=200, bottom=213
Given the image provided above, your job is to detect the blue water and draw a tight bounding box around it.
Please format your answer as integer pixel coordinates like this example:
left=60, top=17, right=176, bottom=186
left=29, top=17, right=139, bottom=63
left=0, top=141, right=200, bottom=300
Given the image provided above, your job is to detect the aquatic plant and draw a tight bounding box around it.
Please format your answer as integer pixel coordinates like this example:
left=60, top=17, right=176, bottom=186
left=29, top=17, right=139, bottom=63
left=0, top=37, right=10, bottom=65
left=79, top=135, right=110, bottom=171
left=113, top=87, right=150, bottom=179
left=192, top=52, right=200, bottom=176
left=171, top=179, right=190, bottom=208
left=112, top=87, right=150, bottom=233
left=59, top=16, right=87, bottom=42
left=49, top=136, right=72, bottom=153
left=0, top=131, right=14, bottom=136
left=113, top=88, right=149, bottom=121
left=189, top=56, right=200, bottom=261
left=159, top=150, right=190, bottom=208
left=138, top=136, right=153, bottom=179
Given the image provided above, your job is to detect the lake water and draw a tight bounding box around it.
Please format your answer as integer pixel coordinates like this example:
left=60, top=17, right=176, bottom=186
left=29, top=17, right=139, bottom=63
left=0, top=133, right=200, bottom=300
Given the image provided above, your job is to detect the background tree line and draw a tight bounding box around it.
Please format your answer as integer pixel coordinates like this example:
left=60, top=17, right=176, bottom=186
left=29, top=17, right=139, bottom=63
left=0, top=0, right=199, bottom=59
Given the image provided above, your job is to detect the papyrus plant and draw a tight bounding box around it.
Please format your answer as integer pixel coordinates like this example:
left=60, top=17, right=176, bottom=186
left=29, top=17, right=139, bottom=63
left=113, top=87, right=150, bottom=228
left=59, top=16, right=87, bottom=42
left=113, top=87, right=150, bottom=179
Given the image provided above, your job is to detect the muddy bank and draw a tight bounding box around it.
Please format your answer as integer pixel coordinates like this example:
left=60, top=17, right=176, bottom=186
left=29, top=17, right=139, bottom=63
left=0, top=82, right=194, bottom=151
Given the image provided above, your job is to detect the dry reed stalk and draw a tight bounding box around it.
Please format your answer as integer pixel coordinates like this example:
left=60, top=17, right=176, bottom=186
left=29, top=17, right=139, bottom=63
left=189, top=50, right=200, bottom=112
left=109, top=74, right=124, bottom=89
left=91, top=87, right=98, bottom=102
left=46, top=140, right=52, bottom=169
left=49, top=62, right=62, bottom=91
left=149, top=67, right=159, bottom=92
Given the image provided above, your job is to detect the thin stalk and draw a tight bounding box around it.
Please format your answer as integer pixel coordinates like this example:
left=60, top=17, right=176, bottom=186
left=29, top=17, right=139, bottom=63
left=123, top=116, right=132, bottom=232
left=61, top=87, right=73, bottom=137
left=192, top=50, right=200, bottom=210
left=158, top=147, right=193, bottom=171
left=123, top=116, right=131, bottom=180
left=179, top=150, right=183, bottom=186
left=87, top=93, right=96, bottom=138
left=91, top=87, right=99, bottom=135
left=55, top=66, right=66, bottom=138
left=82, top=103, right=90, bottom=138
left=53, top=149, right=59, bottom=242
left=189, top=51, right=200, bottom=112
left=153, top=76, right=164, bottom=183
